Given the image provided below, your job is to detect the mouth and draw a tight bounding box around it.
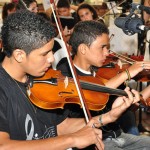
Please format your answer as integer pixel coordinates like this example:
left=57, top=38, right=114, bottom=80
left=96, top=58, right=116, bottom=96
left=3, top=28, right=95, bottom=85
left=101, top=59, right=106, bottom=63
left=44, top=64, right=51, bottom=72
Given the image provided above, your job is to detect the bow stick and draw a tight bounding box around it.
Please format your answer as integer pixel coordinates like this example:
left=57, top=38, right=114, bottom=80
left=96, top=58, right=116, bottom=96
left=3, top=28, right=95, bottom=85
left=101, top=0, right=127, bottom=18
left=49, top=0, right=92, bottom=123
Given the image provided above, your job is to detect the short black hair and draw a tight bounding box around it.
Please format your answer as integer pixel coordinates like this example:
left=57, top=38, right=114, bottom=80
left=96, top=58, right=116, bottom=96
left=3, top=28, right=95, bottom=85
left=69, top=20, right=109, bottom=56
left=77, top=3, right=98, bottom=21
left=57, top=0, right=70, bottom=8
left=37, top=12, right=51, bottom=21
left=17, top=0, right=37, bottom=10
left=1, top=10, right=56, bottom=57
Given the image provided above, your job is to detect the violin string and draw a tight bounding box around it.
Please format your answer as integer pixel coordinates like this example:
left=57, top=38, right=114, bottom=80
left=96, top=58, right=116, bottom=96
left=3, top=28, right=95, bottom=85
left=110, top=49, right=136, bottom=62
left=109, top=50, right=135, bottom=65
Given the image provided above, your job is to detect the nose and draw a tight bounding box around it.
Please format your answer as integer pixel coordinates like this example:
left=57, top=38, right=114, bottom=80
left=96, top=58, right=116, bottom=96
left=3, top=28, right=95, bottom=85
left=84, top=16, right=89, bottom=21
left=47, top=52, right=55, bottom=63
left=104, top=47, right=109, bottom=56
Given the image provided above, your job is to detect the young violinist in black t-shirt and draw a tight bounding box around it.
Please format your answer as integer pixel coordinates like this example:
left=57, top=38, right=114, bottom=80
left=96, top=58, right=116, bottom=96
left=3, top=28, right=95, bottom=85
left=57, top=20, right=150, bottom=150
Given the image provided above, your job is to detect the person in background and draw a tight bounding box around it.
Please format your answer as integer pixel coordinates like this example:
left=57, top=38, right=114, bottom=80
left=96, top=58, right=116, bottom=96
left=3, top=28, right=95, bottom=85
left=2, top=2, right=17, bottom=21
left=143, top=0, right=150, bottom=25
left=51, top=0, right=78, bottom=39
left=0, top=2, right=17, bottom=62
left=56, top=0, right=77, bottom=19
left=76, top=3, right=105, bottom=23
left=17, top=0, right=38, bottom=13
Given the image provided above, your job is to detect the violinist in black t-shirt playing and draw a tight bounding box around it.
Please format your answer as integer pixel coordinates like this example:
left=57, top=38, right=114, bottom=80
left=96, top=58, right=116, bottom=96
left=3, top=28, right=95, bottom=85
left=0, top=10, right=145, bottom=150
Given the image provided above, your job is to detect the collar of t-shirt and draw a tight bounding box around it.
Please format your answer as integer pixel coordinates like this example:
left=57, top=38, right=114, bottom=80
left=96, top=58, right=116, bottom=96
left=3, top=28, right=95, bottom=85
left=74, top=64, right=96, bottom=77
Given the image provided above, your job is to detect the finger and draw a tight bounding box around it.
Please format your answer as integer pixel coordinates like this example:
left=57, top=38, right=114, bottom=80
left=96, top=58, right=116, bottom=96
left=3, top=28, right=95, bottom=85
left=98, top=137, right=104, bottom=150
left=94, top=128, right=103, bottom=136
left=95, top=136, right=104, bottom=150
left=122, top=96, right=131, bottom=107
left=124, top=87, right=134, bottom=103
left=131, top=89, right=140, bottom=103
left=87, top=119, right=100, bottom=128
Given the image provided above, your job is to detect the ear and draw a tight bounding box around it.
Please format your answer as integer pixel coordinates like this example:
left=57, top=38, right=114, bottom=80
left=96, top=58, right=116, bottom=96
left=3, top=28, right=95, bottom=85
left=78, top=44, right=88, bottom=55
left=13, top=49, right=26, bottom=63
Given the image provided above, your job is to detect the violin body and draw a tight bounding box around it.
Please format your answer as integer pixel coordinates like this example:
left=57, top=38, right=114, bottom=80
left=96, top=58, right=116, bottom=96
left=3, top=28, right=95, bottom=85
left=97, top=61, right=129, bottom=80
left=29, top=69, right=109, bottom=111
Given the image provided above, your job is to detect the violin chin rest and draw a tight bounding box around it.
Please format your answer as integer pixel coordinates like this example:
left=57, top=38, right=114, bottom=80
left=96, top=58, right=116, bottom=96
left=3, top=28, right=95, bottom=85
left=101, top=62, right=115, bottom=68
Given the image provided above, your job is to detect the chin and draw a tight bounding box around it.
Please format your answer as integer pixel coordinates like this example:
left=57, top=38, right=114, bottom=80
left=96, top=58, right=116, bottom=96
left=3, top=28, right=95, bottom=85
left=32, top=72, right=45, bottom=78
left=96, top=63, right=103, bottom=68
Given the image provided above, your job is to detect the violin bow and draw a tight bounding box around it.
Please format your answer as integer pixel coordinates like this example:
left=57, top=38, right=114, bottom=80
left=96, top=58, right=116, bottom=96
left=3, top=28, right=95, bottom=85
left=49, top=0, right=92, bottom=123
left=101, top=0, right=127, bottom=18
left=109, top=34, right=136, bottom=65
left=109, top=50, right=135, bottom=65
left=19, top=0, right=29, bottom=10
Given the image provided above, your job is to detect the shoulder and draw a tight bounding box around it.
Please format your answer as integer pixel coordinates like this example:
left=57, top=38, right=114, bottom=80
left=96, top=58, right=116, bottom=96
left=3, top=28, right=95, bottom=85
left=57, top=58, right=72, bottom=77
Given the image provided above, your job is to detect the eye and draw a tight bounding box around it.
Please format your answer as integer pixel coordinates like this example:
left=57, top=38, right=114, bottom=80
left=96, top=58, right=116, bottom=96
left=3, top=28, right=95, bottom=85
left=42, top=50, right=51, bottom=56
left=101, top=44, right=110, bottom=50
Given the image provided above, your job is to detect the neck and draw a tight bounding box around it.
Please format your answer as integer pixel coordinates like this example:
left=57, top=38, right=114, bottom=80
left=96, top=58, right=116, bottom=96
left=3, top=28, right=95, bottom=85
left=2, top=57, right=27, bottom=83
left=73, top=56, right=91, bottom=72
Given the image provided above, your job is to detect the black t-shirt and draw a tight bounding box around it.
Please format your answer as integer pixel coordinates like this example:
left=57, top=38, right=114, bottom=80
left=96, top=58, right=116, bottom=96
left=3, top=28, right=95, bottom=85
left=0, top=64, right=69, bottom=140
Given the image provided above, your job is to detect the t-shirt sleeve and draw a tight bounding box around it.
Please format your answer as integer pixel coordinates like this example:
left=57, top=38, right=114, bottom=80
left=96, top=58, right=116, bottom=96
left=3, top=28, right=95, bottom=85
left=0, top=87, right=9, bottom=133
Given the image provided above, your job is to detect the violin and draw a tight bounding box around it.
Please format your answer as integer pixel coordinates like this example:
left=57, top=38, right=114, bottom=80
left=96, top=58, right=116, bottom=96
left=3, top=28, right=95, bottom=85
left=29, top=69, right=108, bottom=111
left=97, top=53, right=150, bottom=82
left=29, top=69, right=137, bottom=111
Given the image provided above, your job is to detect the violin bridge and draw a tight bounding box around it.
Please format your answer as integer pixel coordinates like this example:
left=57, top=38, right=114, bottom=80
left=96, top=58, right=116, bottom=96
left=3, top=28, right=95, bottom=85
left=27, top=87, right=31, bottom=96
left=117, top=59, right=123, bottom=69
left=64, top=76, right=69, bottom=89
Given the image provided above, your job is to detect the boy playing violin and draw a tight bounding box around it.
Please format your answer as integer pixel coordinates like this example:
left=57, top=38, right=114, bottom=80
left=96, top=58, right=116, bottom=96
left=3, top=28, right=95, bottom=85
left=0, top=10, right=142, bottom=150
left=57, top=20, right=150, bottom=150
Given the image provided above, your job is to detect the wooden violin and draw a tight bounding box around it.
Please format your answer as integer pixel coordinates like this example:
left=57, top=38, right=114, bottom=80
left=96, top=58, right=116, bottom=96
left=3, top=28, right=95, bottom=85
left=28, top=69, right=137, bottom=111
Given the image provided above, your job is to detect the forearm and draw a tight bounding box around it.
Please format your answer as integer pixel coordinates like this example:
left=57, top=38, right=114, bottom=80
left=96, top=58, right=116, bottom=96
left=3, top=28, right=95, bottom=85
left=93, top=108, right=121, bottom=127
left=93, top=104, right=130, bottom=127
left=57, top=118, right=86, bottom=135
left=105, top=71, right=127, bottom=88
left=105, top=61, right=150, bottom=89
left=141, top=85, right=150, bottom=100
left=0, top=134, right=74, bottom=150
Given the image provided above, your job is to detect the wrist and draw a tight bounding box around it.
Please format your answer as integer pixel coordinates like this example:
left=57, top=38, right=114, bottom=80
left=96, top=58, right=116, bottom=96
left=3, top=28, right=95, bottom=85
left=124, top=69, right=131, bottom=86
left=65, top=134, right=76, bottom=148
left=99, top=114, right=104, bottom=126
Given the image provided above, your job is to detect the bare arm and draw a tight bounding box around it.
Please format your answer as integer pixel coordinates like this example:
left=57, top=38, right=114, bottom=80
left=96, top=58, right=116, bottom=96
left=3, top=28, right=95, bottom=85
left=105, top=61, right=150, bottom=88
left=141, top=85, right=150, bottom=100
left=93, top=87, right=140, bottom=126
left=0, top=132, right=75, bottom=150
left=0, top=118, right=104, bottom=150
